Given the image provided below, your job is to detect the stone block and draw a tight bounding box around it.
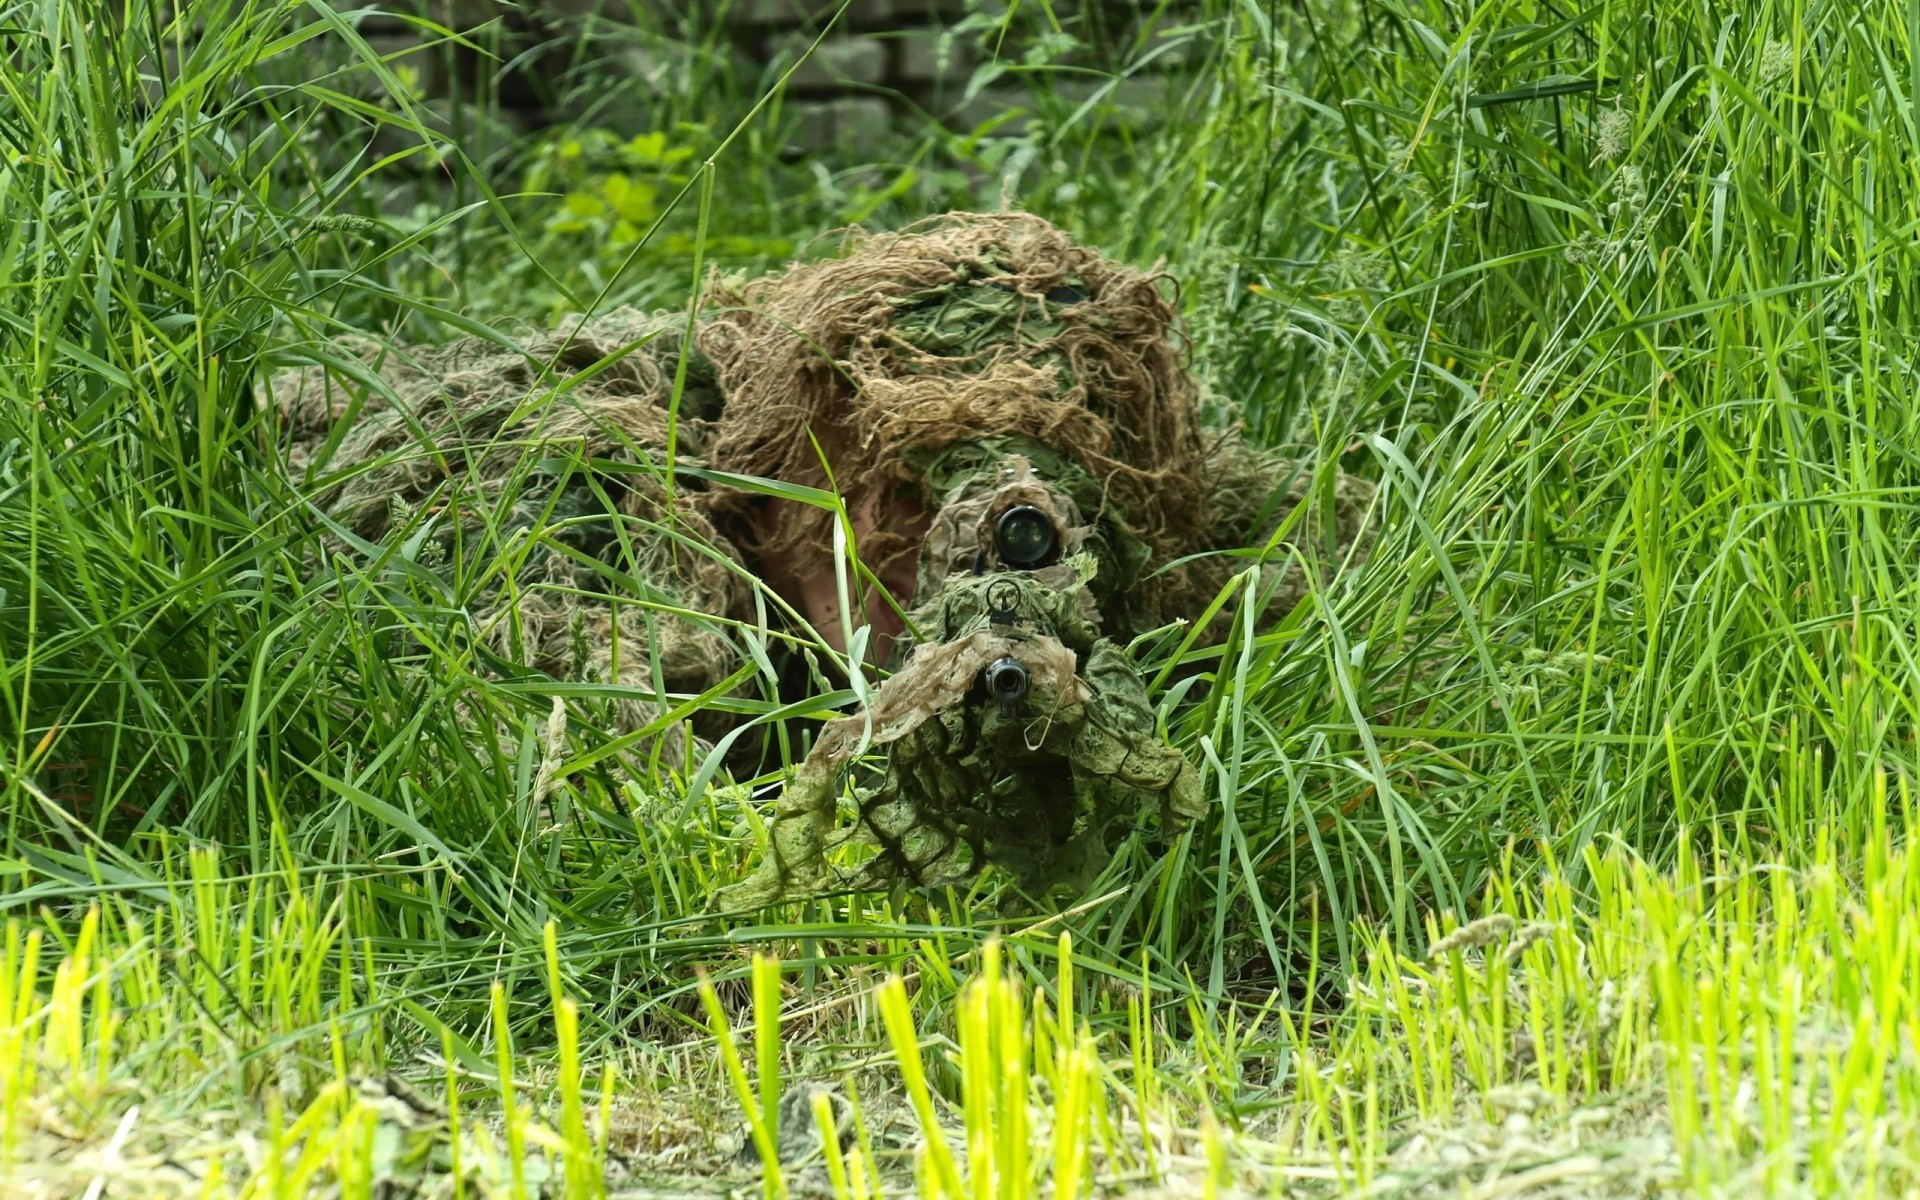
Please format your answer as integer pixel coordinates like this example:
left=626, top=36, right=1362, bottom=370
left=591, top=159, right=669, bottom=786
left=361, top=31, right=426, bottom=62
left=786, top=100, right=834, bottom=151
left=543, top=0, right=608, bottom=20
left=847, top=0, right=897, bottom=25
left=1049, top=74, right=1173, bottom=128
left=340, top=7, right=414, bottom=34
left=832, top=94, right=894, bottom=145
left=767, top=32, right=888, bottom=93
left=366, top=96, right=532, bottom=169
left=951, top=75, right=1171, bottom=133
left=412, top=0, right=513, bottom=35
left=945, top=84, right=1033, bottom=135
left=738, top=0, right=893, bottom=28
left=786, top=96, right=894, bottom=154
left=893, top=27, right=974, bottom=86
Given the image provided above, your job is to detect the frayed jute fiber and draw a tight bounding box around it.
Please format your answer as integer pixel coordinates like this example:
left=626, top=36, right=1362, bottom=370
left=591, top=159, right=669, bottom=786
left=699, top=213, right=1209, bottom=598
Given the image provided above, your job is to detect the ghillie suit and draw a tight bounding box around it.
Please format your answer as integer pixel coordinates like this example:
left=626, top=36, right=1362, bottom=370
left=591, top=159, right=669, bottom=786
left=272, top=211, right=1376, bottom=904
left=272, top=312, right=749, bottom=762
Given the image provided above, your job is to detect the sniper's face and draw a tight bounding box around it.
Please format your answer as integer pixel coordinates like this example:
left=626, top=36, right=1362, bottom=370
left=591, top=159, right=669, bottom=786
left=778, top=434, right=1154, bottom=670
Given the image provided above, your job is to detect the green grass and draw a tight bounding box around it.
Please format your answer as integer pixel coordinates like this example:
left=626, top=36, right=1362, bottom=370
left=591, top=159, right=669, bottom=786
left=3, top=0, right=1920, bottom=1193
left=10, top=806, right=1920, bottom=1192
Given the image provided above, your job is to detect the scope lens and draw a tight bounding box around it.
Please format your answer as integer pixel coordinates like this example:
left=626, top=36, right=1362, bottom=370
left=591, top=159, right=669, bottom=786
left=995, top=505, right=1059, bottom=569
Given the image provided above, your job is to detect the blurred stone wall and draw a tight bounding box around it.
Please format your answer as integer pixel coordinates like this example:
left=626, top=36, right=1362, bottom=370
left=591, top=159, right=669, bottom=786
left=330, top=0, right=1180, bottom=153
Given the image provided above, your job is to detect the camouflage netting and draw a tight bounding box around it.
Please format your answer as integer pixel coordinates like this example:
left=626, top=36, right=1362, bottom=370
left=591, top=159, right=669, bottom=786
left=271, top=210, right=1378, bottom=904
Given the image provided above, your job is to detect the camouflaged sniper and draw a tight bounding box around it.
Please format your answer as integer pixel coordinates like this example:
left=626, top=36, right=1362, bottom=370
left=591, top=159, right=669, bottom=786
left=271, top=212, right=1375, bottom=906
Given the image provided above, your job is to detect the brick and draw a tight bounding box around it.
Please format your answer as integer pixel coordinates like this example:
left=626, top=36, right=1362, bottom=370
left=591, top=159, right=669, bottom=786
left=1050, top=74, right=1174, bottom=127
left=416, top=0, right=498, bottom=34
left=786, top=96, right=894, bottom=154
left=362, top=97, right=527, bottom=171
left=945, top=84, right=1032, bottom=135
left=893, top=27, right=974, bottom=85
left=844, top=0, right=897, bottom=28
left=344, top=10, right=413, bottom=34
left=738, top=0, right=892, bottom=28
left=736, top=0, right=799, bottom=24
left=831, top=95, right=893, bottom=146
left=767, top=32, right=887, bottom=92
left=547, top=44, right=672, bottom=132
left=360, top=31, right=426, bottom=61
left=787, top=101, right=836, bottom=152
left=950, top=75, right=1173, bottom=132
left=543, top=0, right=614, bottom=21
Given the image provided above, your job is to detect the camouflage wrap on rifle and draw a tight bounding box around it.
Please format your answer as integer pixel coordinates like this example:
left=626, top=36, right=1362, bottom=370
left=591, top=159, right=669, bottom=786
left=714, top=569, right=1205, bottom=911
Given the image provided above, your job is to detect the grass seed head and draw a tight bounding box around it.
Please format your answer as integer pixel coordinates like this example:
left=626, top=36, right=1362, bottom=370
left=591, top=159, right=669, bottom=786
left=1428, top=914, right=1516, bottom=958
left=1595, top=105, right=1633, bottom=162
left=1760, top=39, right=1796, bottom=83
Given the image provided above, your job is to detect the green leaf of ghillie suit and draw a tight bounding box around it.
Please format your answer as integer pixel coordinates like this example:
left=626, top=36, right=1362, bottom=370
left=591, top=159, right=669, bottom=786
left=271, top=212, right=1374, bottom=909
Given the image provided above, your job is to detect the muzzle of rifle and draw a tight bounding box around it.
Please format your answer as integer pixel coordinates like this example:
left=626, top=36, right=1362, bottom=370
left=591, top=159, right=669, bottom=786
left=983, top=656, right=1030, bottom=714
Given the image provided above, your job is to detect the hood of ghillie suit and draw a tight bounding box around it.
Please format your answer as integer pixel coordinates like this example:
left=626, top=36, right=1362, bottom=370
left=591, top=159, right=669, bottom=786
left=696, top=212, right=1218, bottom=629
